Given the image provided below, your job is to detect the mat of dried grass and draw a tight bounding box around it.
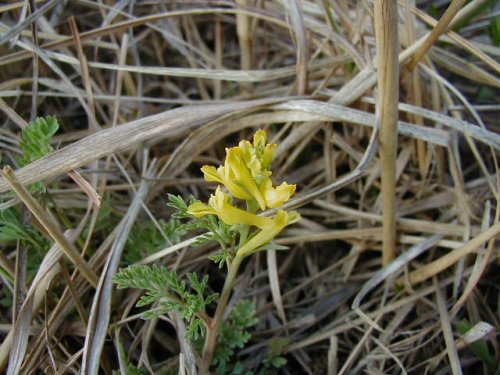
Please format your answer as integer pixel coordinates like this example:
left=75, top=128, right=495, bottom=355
left=0, top=1, right=498, bottom=374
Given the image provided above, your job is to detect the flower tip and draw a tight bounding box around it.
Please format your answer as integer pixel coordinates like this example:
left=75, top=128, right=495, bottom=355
left=287, top=210, right=301, bottom=224
left=187, top=201, right=214, bottom=218
left=253, top=129, right=267, bottom=147
left=201, top=165, right=219, bottom=182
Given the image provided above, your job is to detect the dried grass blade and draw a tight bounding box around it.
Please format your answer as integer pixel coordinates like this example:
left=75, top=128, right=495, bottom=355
left=1, top=229, right=78, bottom=372
left=68, top=16, right=98, bottom=129
left=434, top=278, right=463, bottom=375
left=401, top=221, right=500, bottom=286
left=327, top=336, right=338, bottom=375
left=0, top=97, right=28, bottom=129
left=1, top=166, right=98, bottom=287
left=412, top=6, right=500, bottom=73
left=286, top=0, right=308, bottom=94
left=67, top=170, right=101, bottom=207
left=0, top=0, right=61, bottom=46
left=0, top=8, right=288, bottom=67
left=267, top=250, right=287, bottom=325
left=407, top=0, right=466, bottom=71
left=280, top=104, right=379, bottom=211
left=274, top=100, right=450, bottom=146
left=0, top=98, right=284, bottom=194
left=391, top=101, right=500, bottom=150
left=337, top=316, right=381, bottom=375
left=82, top=168, right=153, bottom=373
left=452, top=200, right=499, bottom=314
left=352, top=234, right=443, bottom=311
left=49, top=54, right=336, bottom=82
left=236, top=0, right=252, bottom=93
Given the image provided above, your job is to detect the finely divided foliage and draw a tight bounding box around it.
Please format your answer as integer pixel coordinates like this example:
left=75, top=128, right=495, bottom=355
left=113, top=265, right=218, bottom=340
left=18, top=116, right=59, bottom=167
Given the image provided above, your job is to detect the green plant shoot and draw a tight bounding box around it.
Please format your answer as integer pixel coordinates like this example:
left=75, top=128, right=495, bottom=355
left=113, top=130, right=300, bottom=373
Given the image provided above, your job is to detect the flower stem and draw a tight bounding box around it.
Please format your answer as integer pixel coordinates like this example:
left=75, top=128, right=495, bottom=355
left=199, top=254, right=244, bottom=374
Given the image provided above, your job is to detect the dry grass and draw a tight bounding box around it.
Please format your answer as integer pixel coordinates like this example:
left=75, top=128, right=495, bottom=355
left=0, top=1, right=499, bottom=374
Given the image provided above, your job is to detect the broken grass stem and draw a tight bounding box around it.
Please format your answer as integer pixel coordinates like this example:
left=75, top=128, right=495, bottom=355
left=1, top=166, right=98, bottom=287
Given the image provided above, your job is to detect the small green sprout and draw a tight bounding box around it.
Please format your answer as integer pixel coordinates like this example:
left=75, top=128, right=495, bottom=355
left=16, top=115, right=59, bottom=193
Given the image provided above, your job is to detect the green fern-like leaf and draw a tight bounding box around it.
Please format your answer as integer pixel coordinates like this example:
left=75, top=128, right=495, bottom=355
left=113, top=265, right=217, bottom=340
left=229, top=300, right=259, bottom=329
left=15, top=116, right=59, bottom=193
left=0, top=208, right=47, bottom=252
left=211, top=300, right=258, bottom=371
left=192, top=232, right=216, bottom=247
left=208, top=249, right=231, bottom=268
left=18, top=116, right=59, bottom=167
left=186, top=318, right=206, bottom=341
left=113, top=264, right=180, bottom=293
left=167, top=194, right=192, bottom=219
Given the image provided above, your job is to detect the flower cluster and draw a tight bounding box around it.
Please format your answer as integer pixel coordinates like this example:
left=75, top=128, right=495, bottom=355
left=188, top=130, right=300, bottom=257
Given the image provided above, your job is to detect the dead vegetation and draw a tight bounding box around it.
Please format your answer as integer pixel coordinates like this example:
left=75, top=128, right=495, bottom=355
left=0, top=0, right=499, bottom=374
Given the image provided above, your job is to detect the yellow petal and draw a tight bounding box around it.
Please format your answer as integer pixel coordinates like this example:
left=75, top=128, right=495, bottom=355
left=247, top=155, right=262, bottom=178
left=201, top=165, right=251, bottom=201
left=201, top=165, right=222, bottom=183
left=261, top=143, right=277, bottom=170
left=253, top=129, right=267, bottom=149
left=209, top=188, right=273, bottom=229
left=238, top=140, right=253, bottom=164
left=187, top=201, right=216, bottom=218
left=237, top=210, right=300, bottom=257
left=261, top=179, right=296, bottom=208
left=226, top=147, right=266, bottom=210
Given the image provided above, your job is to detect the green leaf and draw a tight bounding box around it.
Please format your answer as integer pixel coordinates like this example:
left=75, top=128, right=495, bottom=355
left=211, top=301, right=258, bottom=369
left=186, top=318, right=205, bottom=341
left=113, top=265, right=215, bottom=340
left=15, top=116, right=59, bottom=193
left=167, top=194, right=192, bottom=219
left=18, top=116, right=59, bottom=167
left=229, top=300, right=259, bottom=329
left=208, top=249, right=230, bottom=268
left=0, top=208, right=47, bottom=253
left=112, top=364, right=148, bottom=375
left=270, top=357, right=287, bottom=368
left=490, top=15, right=500, bottom=46
left=457, top=320, right=497, bottom=371
left=113, top=264, right=180, bottom=293
left=192, top=232, right=216, bottom=247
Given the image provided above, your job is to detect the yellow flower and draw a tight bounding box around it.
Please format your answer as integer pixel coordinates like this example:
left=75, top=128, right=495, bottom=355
left=252, top=129, right=277, bottom=171
left=225, top=147, right=267, bottom=210
left=260, top=179, right=296, bottom=209
left=187, top=130, right=301, bottom=258
left=199, top=130, right=295, bottom=210
left=187, top=187, right=273, bottom=229
left=201, top=165, right=251, bottom=201
left=238, top=130, right=277, bottom=182
left=237, top=210, right=301, bottom=257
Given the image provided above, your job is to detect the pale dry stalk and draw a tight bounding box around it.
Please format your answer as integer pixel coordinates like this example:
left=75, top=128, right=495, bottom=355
left=407, top=0, right=466, bottom=71
left=374, top=0, right=399, bottom=266
left=236, top=0, right=253, bottom=93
